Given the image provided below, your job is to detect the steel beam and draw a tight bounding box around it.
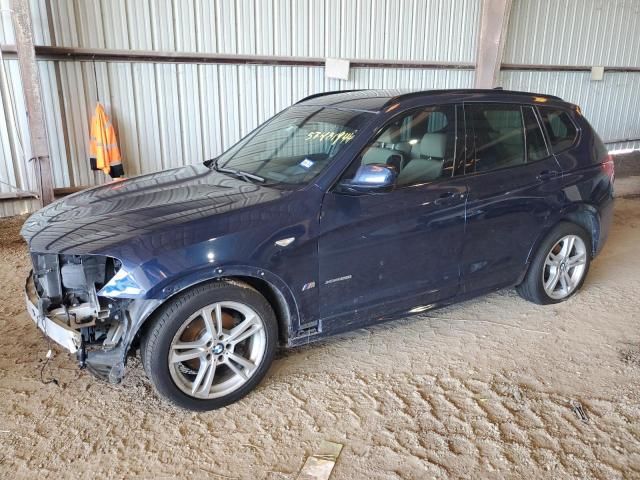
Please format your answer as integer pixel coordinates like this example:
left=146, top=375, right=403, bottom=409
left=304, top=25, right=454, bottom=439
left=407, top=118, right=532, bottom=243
left=501, top=64, right=640, bottom=73
left=0, top=45, right=475, bottom=70
left=3, top=44, right=640, bottom=73
left=475, top=0, right=513, bottom=88
left=9, top=0, right=54, bottom=206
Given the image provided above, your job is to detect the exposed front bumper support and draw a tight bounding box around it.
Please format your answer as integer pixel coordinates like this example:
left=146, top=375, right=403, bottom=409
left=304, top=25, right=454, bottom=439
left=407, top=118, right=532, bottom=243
left=25, top=273, right=82, bottom=353
left=25, top=270, right=163, bottom=384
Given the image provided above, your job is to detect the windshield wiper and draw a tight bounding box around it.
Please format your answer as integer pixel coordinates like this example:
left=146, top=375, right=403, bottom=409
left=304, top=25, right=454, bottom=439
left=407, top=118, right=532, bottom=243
left=223, top=168, right=266, bottom=184
left=211, top=158, right=265, bottom=184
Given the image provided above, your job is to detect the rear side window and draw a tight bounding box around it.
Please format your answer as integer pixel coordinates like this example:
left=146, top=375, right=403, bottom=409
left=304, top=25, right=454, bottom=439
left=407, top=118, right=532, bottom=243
left=465, top=104, right=552, bottom=174
left=538, top=107, right=578, bottom=153
left=467, top=104, right=526, bottom=173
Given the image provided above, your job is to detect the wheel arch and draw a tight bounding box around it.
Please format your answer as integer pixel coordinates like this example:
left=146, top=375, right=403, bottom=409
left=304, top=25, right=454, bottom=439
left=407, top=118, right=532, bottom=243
left=126, top=267, right=299, bottom=356
left=520, top=204, right=600, bottom=283
left=229, top=275, right=294, bottom=346
left=560, top=205, right=600, bottom=256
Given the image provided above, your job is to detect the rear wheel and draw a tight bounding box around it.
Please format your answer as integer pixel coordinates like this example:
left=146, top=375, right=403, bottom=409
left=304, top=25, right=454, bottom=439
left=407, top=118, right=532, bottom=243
left=517, top=222, right=591, bottom=305
left=141, top=280, right=277, bottom=411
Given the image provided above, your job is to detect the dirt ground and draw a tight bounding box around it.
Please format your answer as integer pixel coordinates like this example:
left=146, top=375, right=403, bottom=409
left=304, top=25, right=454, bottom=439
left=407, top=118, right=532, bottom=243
left=0, top=199, right=639, bottom=480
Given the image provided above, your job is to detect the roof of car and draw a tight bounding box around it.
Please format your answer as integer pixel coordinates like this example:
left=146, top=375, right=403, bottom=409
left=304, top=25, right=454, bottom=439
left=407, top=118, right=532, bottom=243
left=296, top=88, right=567, bottom=112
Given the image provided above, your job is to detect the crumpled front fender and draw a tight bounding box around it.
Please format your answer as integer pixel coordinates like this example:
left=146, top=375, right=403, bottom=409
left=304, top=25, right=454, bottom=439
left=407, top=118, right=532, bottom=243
left=84, top=297, right=162, bottom=383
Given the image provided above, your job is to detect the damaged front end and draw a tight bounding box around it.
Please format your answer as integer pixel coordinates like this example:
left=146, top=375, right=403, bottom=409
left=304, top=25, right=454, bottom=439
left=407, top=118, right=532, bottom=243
left=26, top=253, right=159, bottom=383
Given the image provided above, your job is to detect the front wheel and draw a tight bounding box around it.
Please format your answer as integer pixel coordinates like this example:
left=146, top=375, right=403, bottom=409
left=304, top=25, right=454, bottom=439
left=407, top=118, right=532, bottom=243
left=141, top=280, right=277, bottom=411
left=517, top=222, right=591, bottom=305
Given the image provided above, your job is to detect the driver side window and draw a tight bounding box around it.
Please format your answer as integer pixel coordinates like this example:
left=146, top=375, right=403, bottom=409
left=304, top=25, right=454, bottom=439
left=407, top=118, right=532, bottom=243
left=341, top=105, right=457, bottom=187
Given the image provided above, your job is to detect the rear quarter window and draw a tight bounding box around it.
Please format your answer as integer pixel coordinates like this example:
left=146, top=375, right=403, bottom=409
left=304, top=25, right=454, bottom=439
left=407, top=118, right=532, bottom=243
left=538, top=107, right=579, bottom=153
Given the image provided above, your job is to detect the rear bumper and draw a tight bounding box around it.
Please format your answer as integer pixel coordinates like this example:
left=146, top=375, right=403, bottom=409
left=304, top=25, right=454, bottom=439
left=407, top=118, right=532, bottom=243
left=25, top=272, right=82, bottom=353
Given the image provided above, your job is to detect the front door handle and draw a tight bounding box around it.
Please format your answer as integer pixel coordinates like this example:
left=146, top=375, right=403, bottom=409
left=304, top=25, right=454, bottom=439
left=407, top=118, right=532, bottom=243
left=537, top=170, right=560, bottom=181
left=434, top=191, right=465, bottom=206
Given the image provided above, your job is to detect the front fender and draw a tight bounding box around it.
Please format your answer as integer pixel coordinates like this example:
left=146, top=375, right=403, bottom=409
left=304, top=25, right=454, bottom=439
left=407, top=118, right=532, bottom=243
left=90, top=265, right=301, bottom=384
left=130, top=263, right=299, bottom=341
left=150, top=264, right=298, bottom=315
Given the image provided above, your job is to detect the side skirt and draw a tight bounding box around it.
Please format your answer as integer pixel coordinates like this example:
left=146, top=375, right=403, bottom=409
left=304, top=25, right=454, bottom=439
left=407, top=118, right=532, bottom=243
left=286, top=281, right=520, bottom=348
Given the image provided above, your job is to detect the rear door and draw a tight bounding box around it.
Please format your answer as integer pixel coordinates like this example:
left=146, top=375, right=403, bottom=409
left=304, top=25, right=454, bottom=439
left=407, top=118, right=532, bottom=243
left=460, top=102, right=564, bottom=294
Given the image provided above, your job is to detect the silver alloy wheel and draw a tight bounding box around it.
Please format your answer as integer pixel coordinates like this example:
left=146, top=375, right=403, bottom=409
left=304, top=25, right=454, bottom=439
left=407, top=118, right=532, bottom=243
left=542, top=234, right=588, bottom=300
left=168, top=301, right=267, bottom=399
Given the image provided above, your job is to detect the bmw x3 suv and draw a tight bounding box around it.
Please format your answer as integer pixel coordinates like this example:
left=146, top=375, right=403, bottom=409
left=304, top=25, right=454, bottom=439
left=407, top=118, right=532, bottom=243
left=21, top=89, right=615, bottom=410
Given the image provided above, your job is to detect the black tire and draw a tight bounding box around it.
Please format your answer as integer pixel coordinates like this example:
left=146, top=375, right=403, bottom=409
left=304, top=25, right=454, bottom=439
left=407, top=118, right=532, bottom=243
left=517, top=222, right=592, bottom=305
left=141, top=280, right=277, bottom=411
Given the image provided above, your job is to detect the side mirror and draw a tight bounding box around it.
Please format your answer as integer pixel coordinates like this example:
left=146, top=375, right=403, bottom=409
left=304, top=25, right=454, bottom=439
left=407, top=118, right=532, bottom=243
left=338, top=163, right=397, bottom=194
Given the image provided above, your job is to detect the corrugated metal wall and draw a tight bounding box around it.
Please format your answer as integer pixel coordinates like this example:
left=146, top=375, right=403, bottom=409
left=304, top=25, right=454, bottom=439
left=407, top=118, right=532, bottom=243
left=0, top=0, right=480, bottom=218
left=501, top=70, right=640, bottom=151
left=502, top=0, right=640, bottom=152
left=1, top=0, right=55, bottom=217
left=504, top=0, right=640, bottom=67
left=41, top=0, right=481, bottom=61
left=2, top=60, right=475, bottom=182
left=0, top=0, right=638, bottom=218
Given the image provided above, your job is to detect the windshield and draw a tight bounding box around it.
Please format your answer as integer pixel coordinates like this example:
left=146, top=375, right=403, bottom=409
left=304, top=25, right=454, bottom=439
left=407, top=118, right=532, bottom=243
left=213, top=105, right=374, bottom=187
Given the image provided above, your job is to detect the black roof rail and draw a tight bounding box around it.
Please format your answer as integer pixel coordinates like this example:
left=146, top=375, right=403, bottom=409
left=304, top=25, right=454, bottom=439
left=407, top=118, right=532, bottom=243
left=382, top=89, right=564, bottom=109
left=296, top=89, right=364, bottom=104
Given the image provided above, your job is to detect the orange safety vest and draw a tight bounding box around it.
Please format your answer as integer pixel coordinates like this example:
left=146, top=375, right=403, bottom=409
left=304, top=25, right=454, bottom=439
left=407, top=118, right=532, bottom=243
left=89, top=103, right=123, bottom=177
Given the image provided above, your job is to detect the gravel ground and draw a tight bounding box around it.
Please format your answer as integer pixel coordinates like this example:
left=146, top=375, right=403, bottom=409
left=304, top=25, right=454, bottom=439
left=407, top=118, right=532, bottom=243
left=0, top=198, right=639, bottom=479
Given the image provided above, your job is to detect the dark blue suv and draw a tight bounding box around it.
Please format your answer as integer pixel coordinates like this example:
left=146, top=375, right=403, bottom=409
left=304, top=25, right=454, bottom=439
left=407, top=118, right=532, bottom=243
left=21, top=89, right=615, bottom=410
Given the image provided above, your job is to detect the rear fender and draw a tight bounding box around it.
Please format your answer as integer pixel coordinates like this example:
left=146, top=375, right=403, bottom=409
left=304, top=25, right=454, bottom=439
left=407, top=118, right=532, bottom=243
left=519, top=203, right=600, bottom=284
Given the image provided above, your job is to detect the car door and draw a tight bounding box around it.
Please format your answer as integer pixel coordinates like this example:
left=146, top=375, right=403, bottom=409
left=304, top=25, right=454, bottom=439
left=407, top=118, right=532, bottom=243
left=317, top=104, right=468, bottom=331
left=460, top=102, right=564, bottom=294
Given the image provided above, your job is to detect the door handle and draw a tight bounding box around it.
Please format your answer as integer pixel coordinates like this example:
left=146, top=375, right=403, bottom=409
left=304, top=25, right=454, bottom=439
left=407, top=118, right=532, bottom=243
left=536, top=170, right=560, bottom=181
left=434, top=191, right=464, bottom=206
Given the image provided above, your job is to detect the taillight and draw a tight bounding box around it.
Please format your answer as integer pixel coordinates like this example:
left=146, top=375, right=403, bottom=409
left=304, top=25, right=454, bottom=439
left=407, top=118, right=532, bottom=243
left=602, top=154, right=615, bottom=183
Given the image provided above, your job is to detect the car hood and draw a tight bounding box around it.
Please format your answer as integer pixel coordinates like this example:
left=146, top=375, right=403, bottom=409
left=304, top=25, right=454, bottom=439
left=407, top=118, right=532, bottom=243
left=21, top=164, right=286, bottom=255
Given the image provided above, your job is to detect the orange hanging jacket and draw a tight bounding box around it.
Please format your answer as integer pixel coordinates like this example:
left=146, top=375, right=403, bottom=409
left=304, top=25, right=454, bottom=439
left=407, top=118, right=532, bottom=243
left=89, top=103, right=124, bottom=177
